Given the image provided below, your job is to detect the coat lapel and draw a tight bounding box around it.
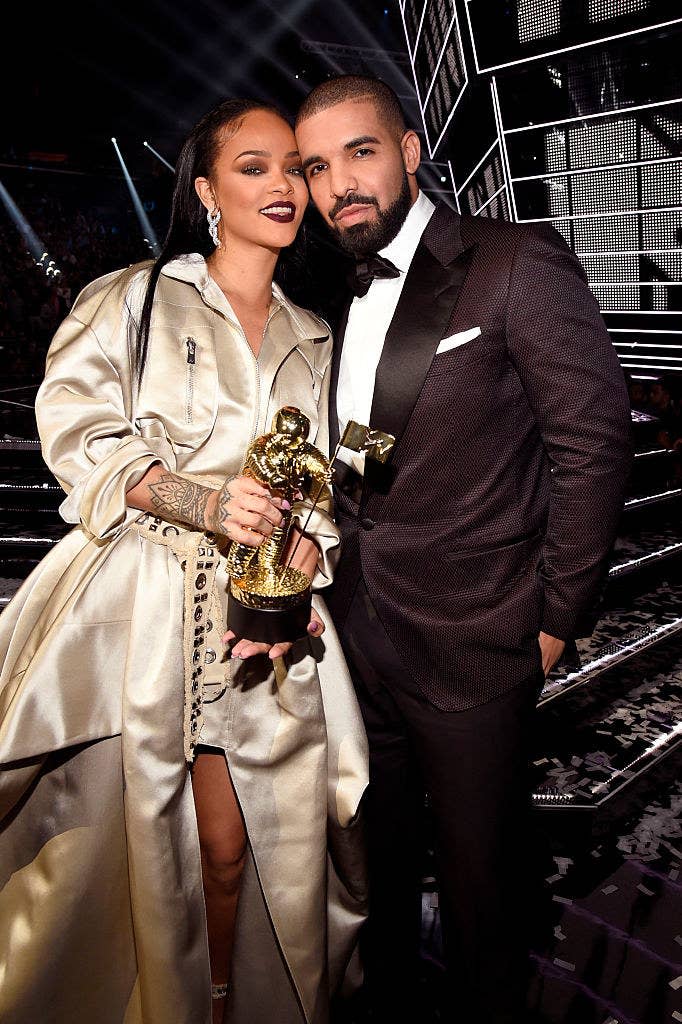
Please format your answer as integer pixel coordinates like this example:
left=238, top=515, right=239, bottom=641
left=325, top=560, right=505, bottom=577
left=364, top=204, right=475, bottom=497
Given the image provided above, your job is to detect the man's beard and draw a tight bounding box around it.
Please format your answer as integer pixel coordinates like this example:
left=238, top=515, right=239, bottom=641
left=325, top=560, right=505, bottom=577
left=329, top=171, right=412, bottom=255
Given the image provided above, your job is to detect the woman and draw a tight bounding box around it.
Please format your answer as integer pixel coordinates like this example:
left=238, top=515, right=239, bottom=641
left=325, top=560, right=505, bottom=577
left=0, top=99, right=368, bottom=1024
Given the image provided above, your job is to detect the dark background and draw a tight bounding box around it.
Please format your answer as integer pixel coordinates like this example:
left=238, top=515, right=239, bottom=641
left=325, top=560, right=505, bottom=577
left=2, top=0, right=406, bottom=177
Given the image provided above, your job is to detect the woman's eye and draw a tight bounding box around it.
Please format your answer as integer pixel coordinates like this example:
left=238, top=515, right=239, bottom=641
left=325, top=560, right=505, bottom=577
left=288, top=166, right=304, bottom=176
left=242, top=165, right=263, bottom=175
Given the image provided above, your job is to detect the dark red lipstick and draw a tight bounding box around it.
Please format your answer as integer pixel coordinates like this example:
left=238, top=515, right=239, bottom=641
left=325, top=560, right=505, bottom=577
left=260, top=202, right=296, bottom=223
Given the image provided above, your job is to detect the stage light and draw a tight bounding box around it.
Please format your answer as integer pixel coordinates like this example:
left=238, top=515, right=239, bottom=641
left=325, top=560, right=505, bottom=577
left=143, top=141, right=175, bottom=173
left=111, top=138, right=160, bottom=257
left=0, top=179, right=60, bottom=274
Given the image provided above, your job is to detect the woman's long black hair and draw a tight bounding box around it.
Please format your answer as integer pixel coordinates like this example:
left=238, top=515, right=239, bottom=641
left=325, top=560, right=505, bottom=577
left=135, top=97, right=307, bottom=381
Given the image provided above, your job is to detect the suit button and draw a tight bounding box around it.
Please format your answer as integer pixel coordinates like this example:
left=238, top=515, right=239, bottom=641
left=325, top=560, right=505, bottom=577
left=360, top=517, right=375, bottom=530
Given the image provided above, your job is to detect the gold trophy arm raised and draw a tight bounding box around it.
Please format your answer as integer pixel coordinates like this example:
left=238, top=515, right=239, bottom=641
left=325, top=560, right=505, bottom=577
left=296, top=446, right=333, bottom=499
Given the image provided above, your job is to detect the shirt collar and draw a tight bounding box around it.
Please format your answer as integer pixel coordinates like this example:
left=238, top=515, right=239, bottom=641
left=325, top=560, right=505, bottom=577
left=160, top=253, right=327, bottom=341
left=378, top=191, right=436, bottom=275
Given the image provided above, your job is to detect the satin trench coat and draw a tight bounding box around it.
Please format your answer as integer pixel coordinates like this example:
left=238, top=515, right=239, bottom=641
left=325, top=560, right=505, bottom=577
left=0, top=255, right=369, bottom=1024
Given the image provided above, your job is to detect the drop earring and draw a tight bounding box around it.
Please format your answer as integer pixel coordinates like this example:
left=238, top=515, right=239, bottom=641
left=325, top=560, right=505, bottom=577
left=207, top=207, right=222, bottom=248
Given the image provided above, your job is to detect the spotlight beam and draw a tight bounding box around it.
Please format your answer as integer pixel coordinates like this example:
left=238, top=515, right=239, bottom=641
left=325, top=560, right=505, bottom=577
left=111, top=138, right=160, bottom=258
left=143, top=141, right=175, bottom=173
left=0, top=179, right=47, bottom=260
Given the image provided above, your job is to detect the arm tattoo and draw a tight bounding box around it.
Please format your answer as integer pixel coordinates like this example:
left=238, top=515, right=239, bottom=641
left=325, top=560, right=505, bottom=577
left=148, top=472, right=213, bottom=530
left=214, top=474, right=238, bottom=534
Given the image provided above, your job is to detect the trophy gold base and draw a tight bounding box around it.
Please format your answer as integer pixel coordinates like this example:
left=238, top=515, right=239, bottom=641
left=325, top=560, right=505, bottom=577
left=227, top=590, right=311, bottom=645
left=227, top=565, right=312, bottom=644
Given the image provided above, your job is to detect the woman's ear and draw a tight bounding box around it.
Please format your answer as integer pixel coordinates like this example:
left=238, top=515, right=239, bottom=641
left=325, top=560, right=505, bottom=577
left=195, top=177, right=215, bottom=213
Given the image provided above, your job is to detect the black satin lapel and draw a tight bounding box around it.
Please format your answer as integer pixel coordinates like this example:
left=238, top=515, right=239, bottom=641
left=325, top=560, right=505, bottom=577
left=328, top=299, right=351, bottom=455
left=365, top=242, right=474, bottom=497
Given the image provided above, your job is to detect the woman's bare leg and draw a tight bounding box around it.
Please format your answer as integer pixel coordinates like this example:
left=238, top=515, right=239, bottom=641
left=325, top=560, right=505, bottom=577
left=192, top=749, right=247, bottom=1024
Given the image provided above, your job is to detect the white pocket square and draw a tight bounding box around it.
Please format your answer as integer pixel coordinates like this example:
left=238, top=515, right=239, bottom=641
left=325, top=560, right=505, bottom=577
left=435, top=326, right=481, bottom=354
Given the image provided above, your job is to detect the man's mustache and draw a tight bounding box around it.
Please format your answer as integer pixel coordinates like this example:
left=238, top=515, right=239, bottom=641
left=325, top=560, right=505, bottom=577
left=329, top=194, right=379, bottom=223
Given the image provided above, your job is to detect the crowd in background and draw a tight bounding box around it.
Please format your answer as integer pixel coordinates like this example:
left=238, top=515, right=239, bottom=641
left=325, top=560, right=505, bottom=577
left=0, top=186, right=152, bottom=438
left=627, top=375, right=682, bottom=451
left=0, top=195, right=150, bottom=378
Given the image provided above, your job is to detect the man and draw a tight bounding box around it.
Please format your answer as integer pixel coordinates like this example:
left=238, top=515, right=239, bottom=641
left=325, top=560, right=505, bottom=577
left=295, top=76, right=632, bottom=1023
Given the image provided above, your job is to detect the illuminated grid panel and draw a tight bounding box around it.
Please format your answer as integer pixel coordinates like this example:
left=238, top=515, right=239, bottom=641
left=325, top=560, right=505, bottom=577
left=497, top=37, right=682, bottom=132
left=517, top=0, right=560, bottom=44
left=403, top=0, right=425, bottom=57
left=460, top=152, right=507, bottom=217
left=512, top=116, right=673, bottom=175
left=465, top=0, right=682, bottom=73
left=588, top=0, right=650, bottom=21
left=478, top=189, right=510, bottom=220
left=523, top=115, right=682, bottom=311
left=642, top=112, right=682, bottom=158
left=515, top=164, right=675, bottom=218
left=414, top=0, right=454, bottom=99
left=423, top=25, right=467, bottom=153
left=642, top=162, right=682, bottom=206
left=554, top=211, right=682, bottom=310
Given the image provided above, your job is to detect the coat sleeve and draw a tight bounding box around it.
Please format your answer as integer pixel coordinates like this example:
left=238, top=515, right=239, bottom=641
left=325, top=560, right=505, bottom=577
left=35, top=269, right=175, bottom=541
left=506, top=224, right=633, bottom=640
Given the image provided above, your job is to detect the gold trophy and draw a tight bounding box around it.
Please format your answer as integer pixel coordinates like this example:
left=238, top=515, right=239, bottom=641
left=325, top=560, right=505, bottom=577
left=226, top=405, right=395, bottom=645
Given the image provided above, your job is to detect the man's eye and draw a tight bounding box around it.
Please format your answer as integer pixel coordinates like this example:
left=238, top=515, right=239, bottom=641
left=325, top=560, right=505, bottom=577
left=308, top=163, right=327, bottom=177
left=354, top=148, right=373, bottom=158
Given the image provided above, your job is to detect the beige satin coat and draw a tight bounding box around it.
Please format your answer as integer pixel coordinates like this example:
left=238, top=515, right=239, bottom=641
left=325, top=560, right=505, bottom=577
left=0, top=256, right=368, bottom=1024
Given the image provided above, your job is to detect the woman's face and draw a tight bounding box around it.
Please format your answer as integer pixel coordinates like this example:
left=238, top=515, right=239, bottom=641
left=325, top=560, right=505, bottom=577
left=195, top=109, right=308, bottom=253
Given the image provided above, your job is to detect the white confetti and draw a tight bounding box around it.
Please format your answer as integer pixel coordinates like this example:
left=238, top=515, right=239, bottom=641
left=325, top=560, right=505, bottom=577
left=670, top=975, right=682, bottom=991
left=553, top=957, right=575, bottom=972
left=601, top=885, right=618, bottom=895
left=637, top=884, right=655, bottom=896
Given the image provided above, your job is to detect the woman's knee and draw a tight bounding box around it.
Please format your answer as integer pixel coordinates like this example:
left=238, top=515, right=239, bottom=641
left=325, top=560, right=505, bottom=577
left=200, top=829, right=247, bottom=892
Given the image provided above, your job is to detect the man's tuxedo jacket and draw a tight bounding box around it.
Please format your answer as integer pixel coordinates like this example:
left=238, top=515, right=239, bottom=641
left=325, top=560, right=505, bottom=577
left=325, top=202, right=632, bottom=710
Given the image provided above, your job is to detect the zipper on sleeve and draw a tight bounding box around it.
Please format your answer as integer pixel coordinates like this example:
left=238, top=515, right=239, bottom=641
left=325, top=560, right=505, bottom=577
left=185, top=336, right=197, bottom=423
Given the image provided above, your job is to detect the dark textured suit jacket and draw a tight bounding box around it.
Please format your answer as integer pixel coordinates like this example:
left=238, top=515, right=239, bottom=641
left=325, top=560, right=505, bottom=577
left=325, top=202, right=633, bottom=711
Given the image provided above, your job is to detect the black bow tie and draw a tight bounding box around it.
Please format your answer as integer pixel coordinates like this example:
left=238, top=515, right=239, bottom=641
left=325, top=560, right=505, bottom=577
left=348, top=253, right=401, bottom=298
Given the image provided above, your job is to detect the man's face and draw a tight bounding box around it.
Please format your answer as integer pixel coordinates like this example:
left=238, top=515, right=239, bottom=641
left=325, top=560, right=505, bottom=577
left=296, top=98, right=420, bottom=254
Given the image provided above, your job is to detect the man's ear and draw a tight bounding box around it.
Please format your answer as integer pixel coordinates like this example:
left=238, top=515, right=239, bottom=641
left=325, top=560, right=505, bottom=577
left=195, top=176, right=215, bottom=213
left=401, top=130, right=421, bottom=175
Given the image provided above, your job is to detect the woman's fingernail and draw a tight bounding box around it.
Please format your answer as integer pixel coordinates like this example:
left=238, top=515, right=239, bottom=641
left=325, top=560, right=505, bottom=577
left=282, top=499, right=291, bottom=510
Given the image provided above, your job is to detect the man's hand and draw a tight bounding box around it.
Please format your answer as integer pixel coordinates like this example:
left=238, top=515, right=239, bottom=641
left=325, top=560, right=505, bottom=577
left=538, top=631, right=565, bottom=677
left=222, top=607, right=325, bottom=661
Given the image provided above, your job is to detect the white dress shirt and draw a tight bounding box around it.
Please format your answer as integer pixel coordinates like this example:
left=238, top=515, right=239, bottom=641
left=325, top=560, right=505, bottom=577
left=337, top=190, right=436, bottom=474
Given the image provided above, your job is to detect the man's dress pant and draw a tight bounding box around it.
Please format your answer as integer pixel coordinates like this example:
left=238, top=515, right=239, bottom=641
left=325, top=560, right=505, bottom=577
left=339, top=578, right=544, bottom=1024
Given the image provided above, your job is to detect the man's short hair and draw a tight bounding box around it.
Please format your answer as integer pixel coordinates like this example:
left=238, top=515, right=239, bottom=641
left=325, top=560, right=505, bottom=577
left=295, top=75, right=407, bottom=139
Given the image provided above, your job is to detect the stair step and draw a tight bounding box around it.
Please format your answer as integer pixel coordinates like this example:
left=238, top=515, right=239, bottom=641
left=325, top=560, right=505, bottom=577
left=533, top=647, right=682, bottom=810
left=0, top=518, right=69, bottom=558
left=609, top=525, right=682, bottom=579
left=623, top=487, right=682, bottom=512
left=541, top=615, right=682, bottom=705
